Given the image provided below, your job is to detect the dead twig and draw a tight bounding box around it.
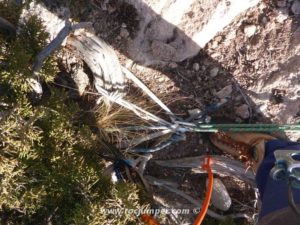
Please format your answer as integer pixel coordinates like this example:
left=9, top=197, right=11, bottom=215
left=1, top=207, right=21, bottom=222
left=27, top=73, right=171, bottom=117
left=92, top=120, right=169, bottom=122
left=33, top=21, right=92, bottom=75
left=30, top=21, right=92, bottom=97
left=176, top=70, right=190, bottom=82
left=67, top=31, right=125, bottom=93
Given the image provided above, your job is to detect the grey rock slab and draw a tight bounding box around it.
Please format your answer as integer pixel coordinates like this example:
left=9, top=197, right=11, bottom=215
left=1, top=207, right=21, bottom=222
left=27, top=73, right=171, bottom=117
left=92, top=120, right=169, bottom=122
left=206, top=178, right=232, bottom=211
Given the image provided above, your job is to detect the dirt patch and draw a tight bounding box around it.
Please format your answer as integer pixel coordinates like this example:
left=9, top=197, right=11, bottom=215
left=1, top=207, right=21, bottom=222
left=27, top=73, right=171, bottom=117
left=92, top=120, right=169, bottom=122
left=204, top=0, right=300, bottom=139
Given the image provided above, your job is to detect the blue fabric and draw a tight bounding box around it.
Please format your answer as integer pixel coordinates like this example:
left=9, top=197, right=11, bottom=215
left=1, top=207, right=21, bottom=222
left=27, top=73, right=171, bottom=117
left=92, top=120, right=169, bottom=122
left=256, top=140, right=300, bottom=219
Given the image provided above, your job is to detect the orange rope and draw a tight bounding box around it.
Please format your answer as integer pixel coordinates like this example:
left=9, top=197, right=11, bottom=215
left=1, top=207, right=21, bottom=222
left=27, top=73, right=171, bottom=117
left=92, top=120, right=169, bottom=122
left=140, top=214, right=161, bottom=225
left=193, top=156, right=214, bottom=225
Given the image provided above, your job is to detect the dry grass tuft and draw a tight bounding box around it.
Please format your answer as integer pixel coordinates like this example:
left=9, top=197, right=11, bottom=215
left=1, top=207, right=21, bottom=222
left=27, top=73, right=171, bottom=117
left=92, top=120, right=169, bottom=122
left=95, top=86, right=169, bottom=150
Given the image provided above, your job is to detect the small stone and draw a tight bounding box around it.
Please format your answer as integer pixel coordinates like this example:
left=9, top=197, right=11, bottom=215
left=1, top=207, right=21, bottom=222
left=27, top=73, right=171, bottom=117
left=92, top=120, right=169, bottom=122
left=218, top=98, right=228, bottom=105
left=158, top=77, right=166, bottom=83
left=210, top=67, right=219, bottom=78
left=215, top=36, right=222, bottom=42
left=169, top=62, right=178, bottom=69
left=215, top=85, right=232, bottom=99
left=292, top=0, right=300, bottom=15
left=276, top=11, right=288, bottom=23
left=257, top=104, right=268, bottom=113
left=235, top=117, right=243, bottom=123
left=199, top=139, right=203, bottom=145
left=211, top=41, right=218, bottom=49
left=188, top=108, right=201, bottom=117
left=205, top=116, right=211, bottom=123
left=223, top=30, right=236, bottom=46
left=206, top=178, right=231, bottom=211
left=125, top=59, right=134, bottom=69
left=235, top=104, right=250, bottom=119
left=193, top=63, right=200, bottom=71
left=120, top=27, right=129, bottom=38
left=262, top=17, right=268, bottom=24
left=259, top=2, right=267, bottom=10
left=244, top=25, right=257, bottom=37
left=226, top=30, right=236, bottom=40
left=211, top=52, right=220, bottom=58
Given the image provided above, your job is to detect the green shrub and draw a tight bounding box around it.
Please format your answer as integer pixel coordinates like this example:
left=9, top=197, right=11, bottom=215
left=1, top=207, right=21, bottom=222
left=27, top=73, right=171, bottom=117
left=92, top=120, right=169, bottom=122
left=0, top=4, right=146, bottom=225
left=0, top=1, right=22, bottom=26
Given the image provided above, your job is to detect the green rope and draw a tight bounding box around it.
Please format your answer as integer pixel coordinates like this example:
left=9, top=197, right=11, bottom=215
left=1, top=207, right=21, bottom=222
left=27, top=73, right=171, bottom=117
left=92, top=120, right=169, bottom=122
left=193, top=124, right=300, bottom=133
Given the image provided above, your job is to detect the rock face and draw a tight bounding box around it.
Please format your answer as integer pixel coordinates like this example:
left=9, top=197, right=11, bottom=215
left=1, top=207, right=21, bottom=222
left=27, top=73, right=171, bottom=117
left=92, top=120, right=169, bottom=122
left=125, top=0, right=260, bottom=64
left=71, top=69, right=89, bottom=96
